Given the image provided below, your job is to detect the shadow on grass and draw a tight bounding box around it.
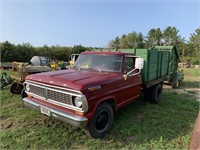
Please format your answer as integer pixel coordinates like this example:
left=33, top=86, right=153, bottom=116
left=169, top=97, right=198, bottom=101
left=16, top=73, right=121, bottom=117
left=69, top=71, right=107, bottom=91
left=106, top=92, right=199, bottom=147
left=180, top=81, right=200, bottom=88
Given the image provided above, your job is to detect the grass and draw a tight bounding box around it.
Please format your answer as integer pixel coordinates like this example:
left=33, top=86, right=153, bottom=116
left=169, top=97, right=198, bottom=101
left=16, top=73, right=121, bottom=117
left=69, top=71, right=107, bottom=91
left=181, top=68, right=200, bottom=88
left=0, top=68, right=199, bottom=149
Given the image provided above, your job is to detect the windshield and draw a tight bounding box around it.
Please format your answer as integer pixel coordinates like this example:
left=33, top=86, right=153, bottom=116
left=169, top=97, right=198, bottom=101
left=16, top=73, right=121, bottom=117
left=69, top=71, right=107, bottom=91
left=74, top=54, right=123, bottom=72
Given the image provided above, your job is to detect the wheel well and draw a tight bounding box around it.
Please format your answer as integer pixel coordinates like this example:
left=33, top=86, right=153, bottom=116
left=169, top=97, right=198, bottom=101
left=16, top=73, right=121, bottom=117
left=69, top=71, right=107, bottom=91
left=100, top=99, right=115, bottom=112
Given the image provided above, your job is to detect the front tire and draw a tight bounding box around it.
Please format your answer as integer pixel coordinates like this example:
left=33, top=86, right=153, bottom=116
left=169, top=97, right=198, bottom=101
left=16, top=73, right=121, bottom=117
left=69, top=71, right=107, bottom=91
left=84, top=103, right=113, bottom=138
left=21, top=89, right=27, bottom=98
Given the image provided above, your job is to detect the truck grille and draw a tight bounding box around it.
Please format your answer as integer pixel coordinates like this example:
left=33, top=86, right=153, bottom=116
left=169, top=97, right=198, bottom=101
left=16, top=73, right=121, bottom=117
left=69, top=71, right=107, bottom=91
left=29, top=85, right=46, bottom=97
left=29, top=84, right=72, bottom=105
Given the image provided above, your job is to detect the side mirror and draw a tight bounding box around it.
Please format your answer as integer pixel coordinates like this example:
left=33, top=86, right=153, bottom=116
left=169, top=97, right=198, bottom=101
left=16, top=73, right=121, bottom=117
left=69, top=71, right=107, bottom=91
left=135, top=58, right=144, bottom=69
left=123, top=58, right=144, bottom=80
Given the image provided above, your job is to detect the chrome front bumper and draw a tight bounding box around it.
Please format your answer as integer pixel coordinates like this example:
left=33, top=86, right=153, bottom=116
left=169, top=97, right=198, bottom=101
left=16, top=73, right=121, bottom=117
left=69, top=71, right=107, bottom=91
left=23, top=98, right=88, bottom=128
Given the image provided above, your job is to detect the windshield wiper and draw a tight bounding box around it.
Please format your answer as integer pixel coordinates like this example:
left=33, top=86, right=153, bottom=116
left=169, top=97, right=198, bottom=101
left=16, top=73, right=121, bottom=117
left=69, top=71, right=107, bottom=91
left=87, top=68, right=102, bottom=72
left=72, top=66, right=81, bottom=70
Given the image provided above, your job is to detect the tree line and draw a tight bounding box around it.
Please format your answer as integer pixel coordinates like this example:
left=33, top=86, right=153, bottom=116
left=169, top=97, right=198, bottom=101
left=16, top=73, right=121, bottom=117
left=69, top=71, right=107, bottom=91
left=1, top=26, right=199, bottom=64
left=0, top=42, right=89, bottom=62
left=108, top=26, right=200, bottom=65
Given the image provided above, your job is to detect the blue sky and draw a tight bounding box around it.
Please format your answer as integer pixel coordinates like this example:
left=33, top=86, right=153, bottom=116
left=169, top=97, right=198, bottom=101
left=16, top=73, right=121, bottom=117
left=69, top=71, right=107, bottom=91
left=1, top=0, right=199, bottom=47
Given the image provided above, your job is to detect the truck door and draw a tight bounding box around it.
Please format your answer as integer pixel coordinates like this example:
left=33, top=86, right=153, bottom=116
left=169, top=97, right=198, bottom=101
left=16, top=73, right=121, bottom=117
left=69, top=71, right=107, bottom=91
left=117, top=56, right=142, bottom=107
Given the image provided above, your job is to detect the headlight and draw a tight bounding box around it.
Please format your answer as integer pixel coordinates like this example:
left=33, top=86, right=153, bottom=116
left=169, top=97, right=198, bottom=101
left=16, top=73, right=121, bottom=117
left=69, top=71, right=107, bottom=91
left=74, top=97, right=82, bottom=108
left=26, top=84, right=30, bottom=92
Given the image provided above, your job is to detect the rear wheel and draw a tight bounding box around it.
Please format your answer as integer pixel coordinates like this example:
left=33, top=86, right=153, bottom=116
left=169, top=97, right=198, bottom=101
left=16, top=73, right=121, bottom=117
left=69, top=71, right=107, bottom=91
left=84, top=103, right=113, bottom=138
left=150, top=83, right=163, bottom=104
left=10, top=83, right=23, bottom=94
left=172, top=77, right=180, bottom=89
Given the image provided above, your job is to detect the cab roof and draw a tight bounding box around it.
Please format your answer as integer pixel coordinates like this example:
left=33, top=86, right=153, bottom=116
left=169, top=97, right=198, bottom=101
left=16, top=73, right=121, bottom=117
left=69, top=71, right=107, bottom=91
left=81, top=48, right=136, bottom=56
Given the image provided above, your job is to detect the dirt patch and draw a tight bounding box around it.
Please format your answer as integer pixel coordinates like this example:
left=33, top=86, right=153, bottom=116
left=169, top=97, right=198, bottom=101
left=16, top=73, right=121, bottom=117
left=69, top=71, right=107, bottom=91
left=163, top=85, right=200, bottom=102
left=0, top=118, right=45, bottom=130
left=0, top=117, right=68, bottom=130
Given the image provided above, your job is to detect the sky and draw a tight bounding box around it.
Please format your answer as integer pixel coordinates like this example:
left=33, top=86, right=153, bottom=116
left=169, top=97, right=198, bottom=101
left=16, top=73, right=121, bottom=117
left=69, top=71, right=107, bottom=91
left=0, top=0, right=200, bottom=47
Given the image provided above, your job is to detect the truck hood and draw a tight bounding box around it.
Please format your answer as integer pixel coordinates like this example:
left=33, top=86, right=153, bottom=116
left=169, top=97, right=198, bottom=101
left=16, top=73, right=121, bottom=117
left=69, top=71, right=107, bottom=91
left=26, top=69, right=121, bottom=91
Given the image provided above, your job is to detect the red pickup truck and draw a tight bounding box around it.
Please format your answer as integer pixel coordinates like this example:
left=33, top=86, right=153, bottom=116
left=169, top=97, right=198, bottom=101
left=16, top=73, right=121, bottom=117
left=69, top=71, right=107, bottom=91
left=23, top=47, right=182, bottom=138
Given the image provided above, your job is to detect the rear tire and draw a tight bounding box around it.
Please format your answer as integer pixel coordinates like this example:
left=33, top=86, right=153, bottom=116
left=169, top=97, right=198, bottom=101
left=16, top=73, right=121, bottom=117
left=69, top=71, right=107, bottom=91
left=150, top=83, right=163, bottom=104
left=172, top=78, right=180, bottom=89
left=84, top=103, right=113, bottom=138
left=10, top=83, right=23, bottom=94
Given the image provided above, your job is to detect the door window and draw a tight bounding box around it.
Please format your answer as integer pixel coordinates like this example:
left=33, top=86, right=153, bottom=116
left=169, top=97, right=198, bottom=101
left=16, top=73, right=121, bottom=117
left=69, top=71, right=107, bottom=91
left=124, top=57, right=135, bottom=73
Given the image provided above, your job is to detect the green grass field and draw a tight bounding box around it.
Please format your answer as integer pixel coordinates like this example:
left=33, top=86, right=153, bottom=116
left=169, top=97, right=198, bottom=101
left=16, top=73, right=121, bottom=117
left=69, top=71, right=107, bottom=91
left=0, top=68, right=199, bottom=149
left=181, top=68, right=200, bottom=88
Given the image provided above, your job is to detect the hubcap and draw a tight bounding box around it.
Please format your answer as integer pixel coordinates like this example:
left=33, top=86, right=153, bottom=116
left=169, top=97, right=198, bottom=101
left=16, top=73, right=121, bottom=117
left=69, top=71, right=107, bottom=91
left=95, top=111, right=109, bottom=132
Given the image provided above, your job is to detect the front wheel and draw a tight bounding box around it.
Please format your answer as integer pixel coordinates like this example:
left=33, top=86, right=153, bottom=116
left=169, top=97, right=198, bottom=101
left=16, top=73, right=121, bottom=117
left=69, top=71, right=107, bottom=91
left=84, top=103, right=113, bottom=138
left=21, top=89, right=27, bottom=98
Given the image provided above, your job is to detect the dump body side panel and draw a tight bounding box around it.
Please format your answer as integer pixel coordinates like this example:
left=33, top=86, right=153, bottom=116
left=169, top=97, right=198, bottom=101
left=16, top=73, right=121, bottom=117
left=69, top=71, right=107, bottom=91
left=155, top=45, right=183, bottom=83
left=135, top=49, right=170, bottom=86
left=160, top=51, right=170, bottom=76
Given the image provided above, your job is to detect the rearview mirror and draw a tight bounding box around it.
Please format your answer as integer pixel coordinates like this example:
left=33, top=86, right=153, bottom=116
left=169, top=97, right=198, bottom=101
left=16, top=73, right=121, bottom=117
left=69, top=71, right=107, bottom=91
left=135, top=58, right=144, bottom=69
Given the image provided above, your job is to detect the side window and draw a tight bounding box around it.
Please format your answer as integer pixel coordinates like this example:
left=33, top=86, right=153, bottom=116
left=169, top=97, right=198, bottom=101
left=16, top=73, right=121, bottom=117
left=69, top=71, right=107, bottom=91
left=124, top=57, right=135, bottom=73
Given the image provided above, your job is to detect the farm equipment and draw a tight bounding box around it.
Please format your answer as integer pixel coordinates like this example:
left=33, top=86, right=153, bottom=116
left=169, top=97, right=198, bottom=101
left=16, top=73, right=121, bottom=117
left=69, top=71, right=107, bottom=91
left=50, top=60, right=66, bottom=70
left=69, top=54, right=79, bottom=66
left=65, top=54, right=80, bottom=69
left=29, top=56, right=51, bottom=66
left=0, top=62, right=12, bottom=69
left=1, top=55, right=68, bottom=94
left=0, top=72, right=14, bottom=89
left=30, top=55, right=67, bottom=70
left=10, top=61, right=52, bottom=95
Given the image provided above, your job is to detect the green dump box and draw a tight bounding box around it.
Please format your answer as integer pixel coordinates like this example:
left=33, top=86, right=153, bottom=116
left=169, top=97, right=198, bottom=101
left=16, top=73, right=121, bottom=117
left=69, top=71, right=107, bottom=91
left=135, top=45, right=184, bottom=88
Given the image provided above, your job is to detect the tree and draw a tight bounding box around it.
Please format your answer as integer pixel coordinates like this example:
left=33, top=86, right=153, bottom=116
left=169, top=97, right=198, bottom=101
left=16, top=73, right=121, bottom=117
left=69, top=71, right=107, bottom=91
left=176, top=37, right=186, bottom=57
left=15, top=43, right=35, bottom=62
left=127, top=31, right=137, bottom=48
left=163, top=26, right=179, bottom=45
left=107, top=40, right=114, bottom=48
left=1, top=41, right=15, bottom=62
left=146, top=28, right=156, bottom=47
left=72, top=45, right=86, bottom=54
left=188, top=27, right=200, bottom=57
left=155, top=28, right=162, bottom=45
left=112, top=37, right=120, bottom=49
left=119, top=34, right=128, bottom=48
left=146, top=28, right=162, bottom=47
left=136, top=32, right=145, bottom=48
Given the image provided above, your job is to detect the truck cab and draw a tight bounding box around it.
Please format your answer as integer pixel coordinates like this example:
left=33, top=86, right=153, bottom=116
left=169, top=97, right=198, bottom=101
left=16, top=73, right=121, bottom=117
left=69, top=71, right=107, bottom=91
left=23, top=51, right=144, bottom=138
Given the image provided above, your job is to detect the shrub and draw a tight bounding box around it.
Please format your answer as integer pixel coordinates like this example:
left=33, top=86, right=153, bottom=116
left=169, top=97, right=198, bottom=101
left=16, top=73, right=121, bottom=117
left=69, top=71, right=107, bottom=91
left=190, top=57, right=200, bottom=65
